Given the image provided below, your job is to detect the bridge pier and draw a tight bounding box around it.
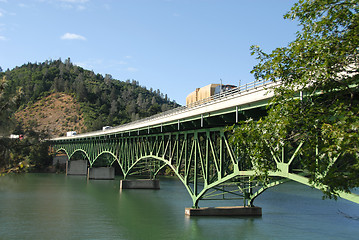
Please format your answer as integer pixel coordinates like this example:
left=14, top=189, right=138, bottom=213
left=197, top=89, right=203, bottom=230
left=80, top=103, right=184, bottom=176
left=87, top=167, right=115, bottom=180
left=66, top=160, right=88, bottom=175
left=185, top=206, right=262, bottom=216
left=120, top=179, right=160, bottom=189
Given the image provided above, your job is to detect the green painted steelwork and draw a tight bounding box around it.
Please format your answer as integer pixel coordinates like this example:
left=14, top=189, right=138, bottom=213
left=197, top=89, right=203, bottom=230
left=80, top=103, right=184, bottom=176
left=51, top=124, right=359, bottom=208
left=50, top=82, right=359, bottom=208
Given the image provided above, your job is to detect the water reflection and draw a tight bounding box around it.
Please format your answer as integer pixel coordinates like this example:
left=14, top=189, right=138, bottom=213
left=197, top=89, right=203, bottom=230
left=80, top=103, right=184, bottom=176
left=0, top=174, right=359, bottom=240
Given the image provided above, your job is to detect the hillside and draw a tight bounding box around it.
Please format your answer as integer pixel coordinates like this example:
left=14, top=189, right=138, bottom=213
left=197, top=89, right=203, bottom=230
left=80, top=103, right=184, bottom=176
left=15, top=93, right=86, bottom=137
left=0, top=58, right=179, bottom=137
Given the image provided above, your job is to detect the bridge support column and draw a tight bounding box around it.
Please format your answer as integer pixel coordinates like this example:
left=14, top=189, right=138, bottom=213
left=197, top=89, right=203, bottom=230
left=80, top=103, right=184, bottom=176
left=185, top=206, right=262, bottom=216
left=88, top=167, right=115, bottom=180
left=67, top=160, right=88, bottom=175
left=120, top=179, right=160, bottom=189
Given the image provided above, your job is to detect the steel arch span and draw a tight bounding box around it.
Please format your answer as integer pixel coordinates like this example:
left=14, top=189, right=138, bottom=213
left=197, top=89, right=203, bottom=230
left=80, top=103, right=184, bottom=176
left=51, top=126, right=359, bottom=208
left=49, top=80, right=359, bottom=208
left=52, top=127, right=268, bottom=207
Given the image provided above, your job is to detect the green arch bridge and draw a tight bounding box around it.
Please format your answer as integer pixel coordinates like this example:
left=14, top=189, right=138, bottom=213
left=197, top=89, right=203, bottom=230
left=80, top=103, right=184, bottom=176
left=49, top=80, right=359, bottom=214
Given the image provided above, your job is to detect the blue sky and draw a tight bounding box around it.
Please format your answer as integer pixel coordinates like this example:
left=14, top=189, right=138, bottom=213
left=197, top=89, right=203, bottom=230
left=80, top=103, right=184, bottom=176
left=0, top=0, right=299, bottom=105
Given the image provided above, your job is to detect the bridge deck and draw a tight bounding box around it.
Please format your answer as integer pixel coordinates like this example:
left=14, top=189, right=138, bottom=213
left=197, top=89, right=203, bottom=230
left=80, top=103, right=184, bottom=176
left=52, top=80, right=276, bottom=141
left=49, top=79, right=359, bottom=208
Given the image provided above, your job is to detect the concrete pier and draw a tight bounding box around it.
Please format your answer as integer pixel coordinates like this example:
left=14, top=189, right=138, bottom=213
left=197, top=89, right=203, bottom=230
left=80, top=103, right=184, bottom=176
left=185, top=206, right=262, bottom=216
left=120, top=179, right=160, bottom=189
left=67, top=160, right=88, bottom=175
left=53, top=154, right=68, bottom=166
left=88, top=167, right=115, bottom=180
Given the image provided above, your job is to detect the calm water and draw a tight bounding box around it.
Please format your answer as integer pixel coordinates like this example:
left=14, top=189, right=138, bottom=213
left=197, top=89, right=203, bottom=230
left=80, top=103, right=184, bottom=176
left=0, top=174, right=358, bottom=240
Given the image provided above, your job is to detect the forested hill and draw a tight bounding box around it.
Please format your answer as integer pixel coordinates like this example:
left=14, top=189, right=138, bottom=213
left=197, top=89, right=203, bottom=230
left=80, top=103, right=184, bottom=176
left=0, top=58, right=179, bottom=136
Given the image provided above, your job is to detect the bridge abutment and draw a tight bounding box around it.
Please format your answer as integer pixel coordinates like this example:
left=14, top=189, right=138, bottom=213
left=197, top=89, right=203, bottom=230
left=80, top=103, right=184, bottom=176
left=87, top=167, right=115, bottom=180
left=66, top=160, right=88, bottom=175
left=120, top=179, right=160, bottom=189
left=185, top=206, right=262, bottom=216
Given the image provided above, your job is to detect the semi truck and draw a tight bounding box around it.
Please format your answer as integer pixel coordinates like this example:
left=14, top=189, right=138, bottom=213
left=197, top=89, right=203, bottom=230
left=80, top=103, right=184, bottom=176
left=186, top=84, right=236, bottom=106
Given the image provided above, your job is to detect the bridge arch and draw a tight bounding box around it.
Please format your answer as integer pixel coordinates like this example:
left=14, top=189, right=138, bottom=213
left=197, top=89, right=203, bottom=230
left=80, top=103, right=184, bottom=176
left=92, top=151, right=126, bottom=177
left=48, top=78, right=359, bottom=208
left=52, top=128, right=264, bottom=208
left=93, top=151, right=117, bottom=166
left=69, top=149, right=90, bottom=162
left=52, top=128, right=282, bottom=208
left=55, top=148, right=69, bottom=160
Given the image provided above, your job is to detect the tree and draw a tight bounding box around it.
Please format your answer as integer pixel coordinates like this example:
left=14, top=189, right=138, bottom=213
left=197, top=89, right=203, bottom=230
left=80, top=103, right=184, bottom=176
left=109, top=100, right=118, bottom=115
left=230, top=0, right=358, bottom=198
left=0, top=76, right=22, bottom=135
left=1, top=58, right=178, bottom=133
left=104, top=74, right=112, bottom=85
left=74, top=74, right=87, bottom=101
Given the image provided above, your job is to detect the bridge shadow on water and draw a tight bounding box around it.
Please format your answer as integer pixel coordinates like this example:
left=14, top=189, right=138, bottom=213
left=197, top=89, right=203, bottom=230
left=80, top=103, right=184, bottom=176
left=1, top=173, right=359, bottom=240
left=51, top=175, right=359, bottom=240
left=79, top=175, right=266, bottom=240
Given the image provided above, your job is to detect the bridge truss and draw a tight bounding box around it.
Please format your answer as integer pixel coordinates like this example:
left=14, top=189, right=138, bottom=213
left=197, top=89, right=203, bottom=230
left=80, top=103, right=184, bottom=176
left=50, top=81, right=359, bottom=208
left=52, top=126, right=277, bottom=207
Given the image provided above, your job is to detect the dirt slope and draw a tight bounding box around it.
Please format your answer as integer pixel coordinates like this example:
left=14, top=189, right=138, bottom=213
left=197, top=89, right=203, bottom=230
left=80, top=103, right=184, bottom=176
left=15, top=93, right=86, bottom=137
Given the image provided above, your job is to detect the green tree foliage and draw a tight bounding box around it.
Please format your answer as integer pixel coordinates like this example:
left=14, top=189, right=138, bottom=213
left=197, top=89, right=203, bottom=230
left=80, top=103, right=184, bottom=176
left=0, top=58, right=179, bottom=173
left=0, top=131, right=52, bottom=173
left=1, top=77, right=51, bottom=173
left=229, top=0, right=358, bottom=197
left=0, top=76, right=22, bottom=136
left=0, top=58, right=179, bottom=132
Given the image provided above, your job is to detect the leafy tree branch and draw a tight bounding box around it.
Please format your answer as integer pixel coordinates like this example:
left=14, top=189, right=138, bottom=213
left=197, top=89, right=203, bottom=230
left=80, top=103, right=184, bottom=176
left=230, top=0, right=358, bottom=198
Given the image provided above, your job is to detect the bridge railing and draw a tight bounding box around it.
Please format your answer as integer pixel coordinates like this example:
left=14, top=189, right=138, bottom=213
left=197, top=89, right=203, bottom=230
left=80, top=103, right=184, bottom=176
left=53, top=79, right=274, bottom=140
left=186, top=79, right=273, bottom=108
left=114, top=79, right=272, bottom=122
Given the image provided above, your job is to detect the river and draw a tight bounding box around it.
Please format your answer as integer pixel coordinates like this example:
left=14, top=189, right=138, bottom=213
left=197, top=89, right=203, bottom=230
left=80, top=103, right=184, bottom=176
left=0, top=173, right=358, bottom=240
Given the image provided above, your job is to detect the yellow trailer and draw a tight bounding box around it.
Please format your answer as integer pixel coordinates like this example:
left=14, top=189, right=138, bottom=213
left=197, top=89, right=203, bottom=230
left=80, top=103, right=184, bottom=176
left=186, top=84, right=219, bottom=106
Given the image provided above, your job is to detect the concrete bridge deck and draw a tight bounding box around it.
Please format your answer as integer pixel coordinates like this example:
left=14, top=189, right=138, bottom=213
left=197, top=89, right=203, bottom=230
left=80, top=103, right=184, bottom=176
left=52, top=80, right=276, bottom=140
left=50, top=79, right=359, bottom=215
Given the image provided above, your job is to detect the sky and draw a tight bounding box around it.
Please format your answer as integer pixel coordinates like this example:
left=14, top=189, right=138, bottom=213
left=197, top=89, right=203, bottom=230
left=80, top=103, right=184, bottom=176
left=0, top=0, right=300, bottom=105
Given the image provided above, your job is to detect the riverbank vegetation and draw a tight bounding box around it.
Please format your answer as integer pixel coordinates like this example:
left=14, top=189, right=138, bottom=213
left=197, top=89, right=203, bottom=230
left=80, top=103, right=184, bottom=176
left=0, top=76, right=51, bottom=174
left=0, top=58, right=178, bottom=135
left=0, top=132, right=52, bottom=174
left=0, top=59, right=179, bottom=173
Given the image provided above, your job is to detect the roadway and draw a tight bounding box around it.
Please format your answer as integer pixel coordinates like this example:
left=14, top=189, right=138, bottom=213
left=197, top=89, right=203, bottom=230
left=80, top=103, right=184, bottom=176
left=52, top=79, right=276, bottom=140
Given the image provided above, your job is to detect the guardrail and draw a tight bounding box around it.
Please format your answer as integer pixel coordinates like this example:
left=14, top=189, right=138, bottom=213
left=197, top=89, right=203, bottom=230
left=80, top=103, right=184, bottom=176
left=186, top=79, right=272, bottom=108
left=52, top=79, right=274, bottom=140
